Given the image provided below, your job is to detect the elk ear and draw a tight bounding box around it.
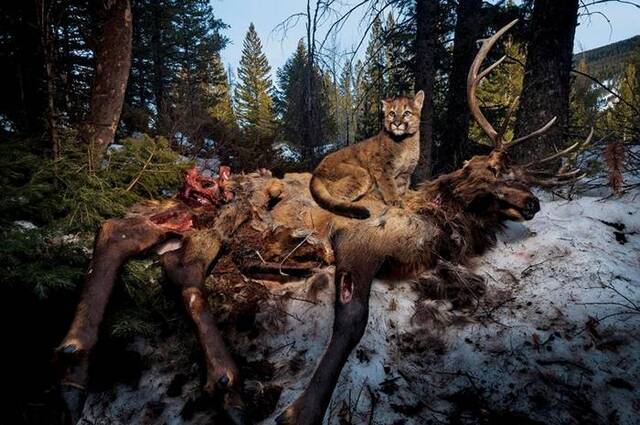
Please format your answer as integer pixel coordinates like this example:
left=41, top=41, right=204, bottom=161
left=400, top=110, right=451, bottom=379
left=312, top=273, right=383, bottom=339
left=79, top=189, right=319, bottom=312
left=413, top=90, right=425, bottom=109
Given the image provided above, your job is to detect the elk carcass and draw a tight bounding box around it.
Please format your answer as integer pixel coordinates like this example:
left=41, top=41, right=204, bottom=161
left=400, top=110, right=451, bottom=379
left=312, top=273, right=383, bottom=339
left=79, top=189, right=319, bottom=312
left=55, top=20, right=591, bottom=425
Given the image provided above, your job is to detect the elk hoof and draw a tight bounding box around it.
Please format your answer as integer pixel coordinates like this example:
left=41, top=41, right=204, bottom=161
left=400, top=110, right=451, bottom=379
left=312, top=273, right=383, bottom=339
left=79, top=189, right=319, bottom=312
left=59, top=344, right=77, bottom=355
left=275, top=403, right=301, bottom=425
left=226, top=405, right=251, bottom=425
left=223, top=390, right=251, bottom=425
left=60, top=383, right=86, bottom=425
left=55, top=343, right=81, bottom=358
left=55, top=340, right=87, bottom=360
left=204, top=372, right=234, bottom=395
left=276, top=396, right=321, bottom=425
left=217, top=374, right=230, bottom=389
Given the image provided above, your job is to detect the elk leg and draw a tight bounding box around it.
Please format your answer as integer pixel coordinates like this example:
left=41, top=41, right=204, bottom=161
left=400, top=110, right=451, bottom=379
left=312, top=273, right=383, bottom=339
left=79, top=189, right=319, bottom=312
left=277, top=253, right=383, bottom=425
left=161, top=234, right=249, bottom=425
left=55, top=217, right=169, bottom=422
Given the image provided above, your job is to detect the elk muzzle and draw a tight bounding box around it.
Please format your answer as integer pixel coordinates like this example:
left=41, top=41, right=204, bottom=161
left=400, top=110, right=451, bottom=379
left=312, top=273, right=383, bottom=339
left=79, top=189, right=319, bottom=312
left=496, top=185, right=540, bottom=221
left=522, top=196, right=540, bottom=220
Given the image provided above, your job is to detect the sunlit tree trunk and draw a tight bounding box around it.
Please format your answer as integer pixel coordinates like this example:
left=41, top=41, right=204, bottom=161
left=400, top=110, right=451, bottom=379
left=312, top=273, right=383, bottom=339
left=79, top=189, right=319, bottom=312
left=84, top=0, right=132, bottom=167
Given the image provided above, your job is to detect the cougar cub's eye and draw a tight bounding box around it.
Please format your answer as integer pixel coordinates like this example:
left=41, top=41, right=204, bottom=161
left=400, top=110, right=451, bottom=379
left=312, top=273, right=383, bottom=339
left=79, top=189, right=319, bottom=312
left=403, top=110, right=411, bottom=118
left=388, top=111, right=396, bottom=118
left=487, top=166, right=499, bottom=176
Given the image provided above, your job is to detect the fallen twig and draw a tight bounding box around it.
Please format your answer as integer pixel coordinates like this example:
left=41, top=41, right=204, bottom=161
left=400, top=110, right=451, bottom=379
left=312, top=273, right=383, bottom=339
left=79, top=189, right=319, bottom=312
left=535, top=358, right=594, bottom=375
left=125, top=149, right=155, bottom=192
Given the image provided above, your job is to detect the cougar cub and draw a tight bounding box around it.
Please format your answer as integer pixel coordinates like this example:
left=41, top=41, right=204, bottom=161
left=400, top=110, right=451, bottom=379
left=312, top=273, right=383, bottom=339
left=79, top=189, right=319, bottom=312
left=310, top=90, right=424, bottom=219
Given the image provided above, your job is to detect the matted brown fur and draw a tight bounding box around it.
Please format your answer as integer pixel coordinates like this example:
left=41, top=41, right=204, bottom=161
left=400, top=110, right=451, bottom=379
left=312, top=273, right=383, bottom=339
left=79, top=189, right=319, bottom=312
left=309, top=91, right=425, bottom=219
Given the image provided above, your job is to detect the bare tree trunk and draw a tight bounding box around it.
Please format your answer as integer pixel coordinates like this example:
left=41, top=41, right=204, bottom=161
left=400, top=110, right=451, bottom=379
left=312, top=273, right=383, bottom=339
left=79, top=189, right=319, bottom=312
left=85, top=0, right=132, bottom=167
left=37, top=0, right=60, bottom=159
left=304, top=0, right=321, bottom=166
left=151, top=0, right=167, bottom=135
left=13, top=2, right=48, bottom=138
left=514, top=0, right=579, bottom=160
left=437, top=0, right=483, bottom=174
left=413, top=0, right=439, bottom=181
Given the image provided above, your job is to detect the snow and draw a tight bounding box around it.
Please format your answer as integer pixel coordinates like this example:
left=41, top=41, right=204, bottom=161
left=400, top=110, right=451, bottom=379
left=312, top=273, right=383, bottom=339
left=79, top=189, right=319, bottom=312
left=81, top=186, right=640, bottom=424
left=12, top=220, right=37, bottom=230
left=261, top=188, right=640, bottom=424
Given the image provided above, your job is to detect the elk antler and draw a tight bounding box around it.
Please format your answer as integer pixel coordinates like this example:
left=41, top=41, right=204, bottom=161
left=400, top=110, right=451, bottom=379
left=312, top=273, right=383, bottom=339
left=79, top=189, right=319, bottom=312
left=467, top=19, right=557, bottom=150
left=521, top=127, right=594, bottom=187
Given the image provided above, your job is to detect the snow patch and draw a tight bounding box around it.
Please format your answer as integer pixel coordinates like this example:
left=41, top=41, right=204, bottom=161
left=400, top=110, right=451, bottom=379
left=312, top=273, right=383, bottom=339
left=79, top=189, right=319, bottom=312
left=81, top=189, right=640, bottom=424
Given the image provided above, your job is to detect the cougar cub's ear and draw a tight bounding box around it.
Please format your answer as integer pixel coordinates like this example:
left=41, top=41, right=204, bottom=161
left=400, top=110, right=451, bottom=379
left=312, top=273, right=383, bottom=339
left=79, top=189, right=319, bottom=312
left=381, top=98, right=392, bottom=112
left=413, top=90, right=425, bottom=109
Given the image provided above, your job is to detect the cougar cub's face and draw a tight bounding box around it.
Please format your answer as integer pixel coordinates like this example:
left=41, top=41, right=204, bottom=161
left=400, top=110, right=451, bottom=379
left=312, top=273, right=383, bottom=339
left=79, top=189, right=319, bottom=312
left=382, top=90, right=425, bottom=138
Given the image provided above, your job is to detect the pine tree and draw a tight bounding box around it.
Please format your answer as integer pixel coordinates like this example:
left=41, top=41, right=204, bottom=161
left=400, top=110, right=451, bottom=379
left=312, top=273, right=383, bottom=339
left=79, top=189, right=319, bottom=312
left=383, top=13, right=413, bottom=97
left=353, top=59, right=368, bottom=140
left=275, top=40, right=336, bottom=165
left=209, top=54, right=236, bottom=126
left=570, top=58, right=599, bottom=132
left=235, top=23, right=275, bottom=136
left=123, top=0, right=228, bottom=141
left=357, top=17, right=385, bottom=140
left=606, top=61, right=640, bottom=141
left=336, top=61, right=355, bottom=146
left=276, top=41, right=307, bottom=151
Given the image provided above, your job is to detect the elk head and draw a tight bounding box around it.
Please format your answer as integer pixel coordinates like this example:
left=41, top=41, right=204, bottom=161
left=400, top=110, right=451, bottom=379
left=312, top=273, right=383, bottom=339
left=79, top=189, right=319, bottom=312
left=449, top=19, right=593, bottom=222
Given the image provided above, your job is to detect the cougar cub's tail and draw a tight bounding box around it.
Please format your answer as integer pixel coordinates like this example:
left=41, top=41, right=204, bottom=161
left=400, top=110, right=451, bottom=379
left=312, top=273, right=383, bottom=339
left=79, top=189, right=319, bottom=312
left=310, top=176, right=370, bottom=219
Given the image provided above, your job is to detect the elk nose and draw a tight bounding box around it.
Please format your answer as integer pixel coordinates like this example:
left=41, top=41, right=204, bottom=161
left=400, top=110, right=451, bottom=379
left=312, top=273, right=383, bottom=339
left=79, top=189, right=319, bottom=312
left=218, top=374, right=230, bottom=389
left=524, top=197, right=540, bottom=219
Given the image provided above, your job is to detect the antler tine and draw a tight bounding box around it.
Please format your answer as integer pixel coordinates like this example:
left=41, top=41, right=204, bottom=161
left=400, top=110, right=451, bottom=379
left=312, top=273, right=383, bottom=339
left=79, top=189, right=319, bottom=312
left=477, top=55, right=507, bottom=81
left=467, top=19, right=519, bottom=146
left=525, top=128, right=595, bottom=188
left=496, top=95, right=519, bottom=143
left=504, top=116, right=557, bottom=150
left=524, top=127, right=594, bottom=168
left=531, top=172, right=586, bottom=188
left=528, top=168, right=583, bottom=178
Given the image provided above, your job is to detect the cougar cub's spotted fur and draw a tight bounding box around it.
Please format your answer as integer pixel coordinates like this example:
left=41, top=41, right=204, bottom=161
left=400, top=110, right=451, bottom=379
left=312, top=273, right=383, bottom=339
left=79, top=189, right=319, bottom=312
left=310, top=91, right=424, bottom=218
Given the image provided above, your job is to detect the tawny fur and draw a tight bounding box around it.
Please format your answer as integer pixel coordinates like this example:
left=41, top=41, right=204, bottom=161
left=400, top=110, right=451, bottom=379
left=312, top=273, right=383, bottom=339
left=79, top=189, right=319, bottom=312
left=309, top=91, right=425, bottom=219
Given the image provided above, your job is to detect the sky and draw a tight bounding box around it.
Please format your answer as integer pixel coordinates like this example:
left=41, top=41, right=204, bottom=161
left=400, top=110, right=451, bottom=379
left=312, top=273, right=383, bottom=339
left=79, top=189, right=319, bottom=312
left=211, top=0, right=640, bottom=78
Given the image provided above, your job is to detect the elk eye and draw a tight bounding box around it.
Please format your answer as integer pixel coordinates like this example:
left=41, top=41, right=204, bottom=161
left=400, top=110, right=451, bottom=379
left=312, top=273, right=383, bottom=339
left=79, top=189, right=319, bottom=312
left=403, top=110, right=411, bottom=117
